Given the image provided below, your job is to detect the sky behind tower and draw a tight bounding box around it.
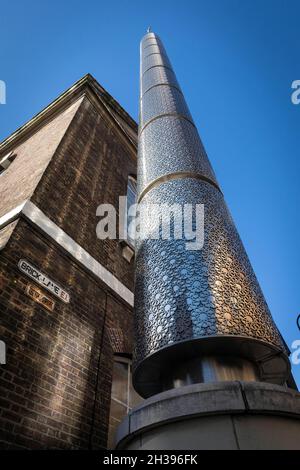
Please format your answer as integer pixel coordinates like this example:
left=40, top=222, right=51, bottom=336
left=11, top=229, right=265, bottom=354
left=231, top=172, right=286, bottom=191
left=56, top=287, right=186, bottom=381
left=0, top=0, right=299, bottom=385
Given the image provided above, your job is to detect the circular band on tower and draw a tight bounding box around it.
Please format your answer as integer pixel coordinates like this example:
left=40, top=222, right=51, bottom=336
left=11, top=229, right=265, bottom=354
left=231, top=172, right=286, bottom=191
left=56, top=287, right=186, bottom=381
left=139, top=113, right=196, bottom=135
left=137, top=172, right=222, bottom=203
left=141, top=64, right=174, bottom=78
left=141, top=83, right=184, bottom=100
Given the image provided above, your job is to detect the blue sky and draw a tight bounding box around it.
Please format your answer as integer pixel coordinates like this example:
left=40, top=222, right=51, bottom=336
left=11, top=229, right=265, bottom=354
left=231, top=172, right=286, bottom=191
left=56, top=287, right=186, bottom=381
left=1, top=0, right=299, bottom=385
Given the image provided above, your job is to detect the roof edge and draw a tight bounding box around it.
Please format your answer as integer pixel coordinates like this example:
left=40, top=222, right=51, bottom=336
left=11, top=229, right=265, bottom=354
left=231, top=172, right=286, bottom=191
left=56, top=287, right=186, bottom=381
left=0, top=73, right=137, bottom=154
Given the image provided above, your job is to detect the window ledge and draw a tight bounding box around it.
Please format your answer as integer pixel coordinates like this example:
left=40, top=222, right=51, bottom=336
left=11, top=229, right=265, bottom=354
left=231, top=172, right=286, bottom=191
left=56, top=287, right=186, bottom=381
left=119, top=240, right=135, bottom=263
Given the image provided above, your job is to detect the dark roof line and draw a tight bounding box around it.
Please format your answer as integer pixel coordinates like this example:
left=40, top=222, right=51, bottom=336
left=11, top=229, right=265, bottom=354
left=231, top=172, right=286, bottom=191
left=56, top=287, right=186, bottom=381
left=0, top=73, right=137, bottom=154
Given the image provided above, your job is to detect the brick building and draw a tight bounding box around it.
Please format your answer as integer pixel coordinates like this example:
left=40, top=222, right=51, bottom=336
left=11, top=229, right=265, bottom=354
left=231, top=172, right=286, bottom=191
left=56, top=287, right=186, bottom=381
left=0, top=74, right=140, bottom=449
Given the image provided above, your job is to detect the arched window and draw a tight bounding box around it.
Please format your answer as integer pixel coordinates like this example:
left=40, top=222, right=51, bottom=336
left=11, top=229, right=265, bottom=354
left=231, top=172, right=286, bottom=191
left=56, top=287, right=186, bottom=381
left=108, top=355, right=142, bottom=449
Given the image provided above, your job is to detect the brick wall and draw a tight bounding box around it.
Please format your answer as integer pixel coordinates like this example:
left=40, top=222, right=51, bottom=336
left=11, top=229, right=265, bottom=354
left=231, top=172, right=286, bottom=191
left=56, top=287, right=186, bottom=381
left=31, top=95, right=136, bottom=291
left=0, top=219, right=133, bottom=449
left=0, top=98, right=83, bottom=219
left=0, top=80, right=137, bottom=449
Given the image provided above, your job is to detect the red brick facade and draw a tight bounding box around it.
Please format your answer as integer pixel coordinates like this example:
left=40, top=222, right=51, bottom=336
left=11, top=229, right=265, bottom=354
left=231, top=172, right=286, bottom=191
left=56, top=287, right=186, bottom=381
left=0, top=75, right=137, bottom=449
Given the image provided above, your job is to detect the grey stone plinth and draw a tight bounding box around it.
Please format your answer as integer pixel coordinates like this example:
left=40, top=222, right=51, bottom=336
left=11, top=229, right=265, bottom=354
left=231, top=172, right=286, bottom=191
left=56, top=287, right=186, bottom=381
left=116, top=381, right=300, bottom=450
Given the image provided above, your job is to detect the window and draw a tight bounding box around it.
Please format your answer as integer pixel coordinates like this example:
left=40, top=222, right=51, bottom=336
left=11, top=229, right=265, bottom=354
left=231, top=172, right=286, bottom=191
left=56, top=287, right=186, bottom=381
left=0, top=151, right=16, bottom=175
left=126, top=175, right=137, bottom=247
left=108, top=355, right=142, bottom=449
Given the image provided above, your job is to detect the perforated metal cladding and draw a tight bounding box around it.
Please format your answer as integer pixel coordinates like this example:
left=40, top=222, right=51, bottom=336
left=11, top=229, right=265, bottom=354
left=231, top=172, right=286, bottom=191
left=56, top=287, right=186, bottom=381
left=142, top=40, right=161, bottom=51
left=142, top=53, right=173, bottom=75
left=133, top=179, right=286, bottom=367
left=140, top=84, right=193, bottom=129
left=141, top=67, right=180, bottom=96
left=135, top=32, right=289, bottom=384
left=137, top=116, right=218, bottom=195
left=143, top=45, right=163, bottom=56
left=142, top=33, right=163, bottom=51
left=141, top=39, right=168, bottom=61
left=139, top=33, right=213, bottom=193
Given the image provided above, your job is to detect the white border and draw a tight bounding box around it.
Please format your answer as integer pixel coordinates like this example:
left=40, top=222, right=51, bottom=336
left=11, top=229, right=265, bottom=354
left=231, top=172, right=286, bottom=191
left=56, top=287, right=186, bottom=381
left=0, top=201, right=134, bottom=306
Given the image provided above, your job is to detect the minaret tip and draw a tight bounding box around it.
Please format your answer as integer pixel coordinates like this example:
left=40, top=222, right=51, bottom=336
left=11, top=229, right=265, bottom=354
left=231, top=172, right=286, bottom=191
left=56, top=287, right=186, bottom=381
left=147, top=26, right=151, bottom=33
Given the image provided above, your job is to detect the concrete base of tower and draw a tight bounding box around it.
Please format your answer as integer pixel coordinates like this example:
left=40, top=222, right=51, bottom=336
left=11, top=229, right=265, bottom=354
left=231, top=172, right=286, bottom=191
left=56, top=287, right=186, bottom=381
left=115, top=381, right=300, bottom=450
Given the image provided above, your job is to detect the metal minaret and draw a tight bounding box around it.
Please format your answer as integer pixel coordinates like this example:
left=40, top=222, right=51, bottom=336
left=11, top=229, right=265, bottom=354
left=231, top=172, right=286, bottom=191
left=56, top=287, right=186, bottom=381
left=133, top=31, right=290, bottom=398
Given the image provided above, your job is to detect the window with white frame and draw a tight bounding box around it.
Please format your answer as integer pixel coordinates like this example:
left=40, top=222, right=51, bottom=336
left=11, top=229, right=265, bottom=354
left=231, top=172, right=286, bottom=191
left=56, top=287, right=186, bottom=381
left=0, top=151, right=16, bottom=175
left=107, top=355, right=142, bottom=449
left=126, top=175, right=137, bottom=247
